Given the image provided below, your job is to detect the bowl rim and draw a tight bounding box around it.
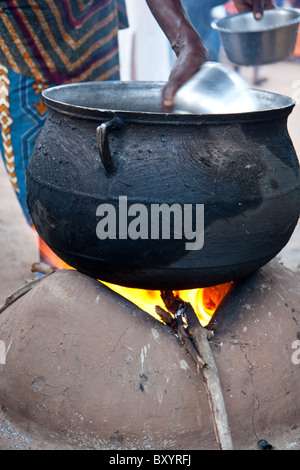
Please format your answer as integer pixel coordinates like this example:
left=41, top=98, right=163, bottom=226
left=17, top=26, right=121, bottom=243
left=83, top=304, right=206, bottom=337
left=211, top=7, right=300, bottom=34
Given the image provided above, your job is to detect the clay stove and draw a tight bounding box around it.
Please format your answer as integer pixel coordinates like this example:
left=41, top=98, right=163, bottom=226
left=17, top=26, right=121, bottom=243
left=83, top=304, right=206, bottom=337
left=1, top=80, right=300, bottom=450
left=0, top=257, right=299, bottom=450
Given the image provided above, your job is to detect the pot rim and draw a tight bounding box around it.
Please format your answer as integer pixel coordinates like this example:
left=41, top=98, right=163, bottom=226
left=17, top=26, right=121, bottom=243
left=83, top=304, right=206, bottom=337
left=42, top=81, right=295, bottom=125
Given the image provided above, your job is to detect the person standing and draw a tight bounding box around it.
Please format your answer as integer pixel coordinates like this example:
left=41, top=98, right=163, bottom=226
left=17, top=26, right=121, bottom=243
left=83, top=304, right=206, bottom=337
left=0, top=0, right=128, bottom=225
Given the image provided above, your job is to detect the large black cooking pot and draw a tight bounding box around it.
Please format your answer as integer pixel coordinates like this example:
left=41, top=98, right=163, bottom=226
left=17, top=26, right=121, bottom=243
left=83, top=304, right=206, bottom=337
left=26, top=82, right=300, bottom=290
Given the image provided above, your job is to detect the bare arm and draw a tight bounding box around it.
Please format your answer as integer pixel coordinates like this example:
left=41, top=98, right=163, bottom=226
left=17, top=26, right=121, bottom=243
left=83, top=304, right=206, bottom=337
left=146, top=0, right=209, bottom=112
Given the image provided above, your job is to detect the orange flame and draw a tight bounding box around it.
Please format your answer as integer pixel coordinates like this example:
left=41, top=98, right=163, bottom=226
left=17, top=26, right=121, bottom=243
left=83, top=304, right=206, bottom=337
left=102, top=281, right=233, bottom=326
left=37, top=235, right=233, bottom=326
left=38, top=237, right=72, bottom=270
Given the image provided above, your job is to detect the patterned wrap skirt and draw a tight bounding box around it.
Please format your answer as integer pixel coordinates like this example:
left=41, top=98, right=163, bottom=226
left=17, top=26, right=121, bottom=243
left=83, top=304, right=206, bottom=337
left=0, top=0, right=127, bottom=225
left=0, top=63, right=121, bottom=226
left=0, top=66, right=51, bottom=224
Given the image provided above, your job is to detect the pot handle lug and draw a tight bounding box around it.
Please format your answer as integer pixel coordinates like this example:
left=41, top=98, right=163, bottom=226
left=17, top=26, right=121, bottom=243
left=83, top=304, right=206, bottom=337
left=96, top=116, right=123, bottom=176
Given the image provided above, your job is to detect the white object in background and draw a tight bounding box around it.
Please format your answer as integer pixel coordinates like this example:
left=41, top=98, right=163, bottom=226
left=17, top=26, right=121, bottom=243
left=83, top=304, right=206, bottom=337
left=118, top=0, right=174, bottom=81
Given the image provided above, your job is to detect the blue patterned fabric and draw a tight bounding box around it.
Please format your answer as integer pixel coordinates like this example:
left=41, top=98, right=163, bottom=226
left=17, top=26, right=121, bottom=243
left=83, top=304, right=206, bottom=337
left=0, top=67, right=49, bottom=224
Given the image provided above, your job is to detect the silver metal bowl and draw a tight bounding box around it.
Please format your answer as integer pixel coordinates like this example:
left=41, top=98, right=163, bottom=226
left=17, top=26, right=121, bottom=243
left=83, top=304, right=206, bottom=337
left=212, top=8, right=300, bottom=66
left=173, top=61, right=261, bottom=114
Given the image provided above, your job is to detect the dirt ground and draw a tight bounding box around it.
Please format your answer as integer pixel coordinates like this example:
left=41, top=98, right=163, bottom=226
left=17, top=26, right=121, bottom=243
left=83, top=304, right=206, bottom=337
left=0, top=59, right=299, bottom=450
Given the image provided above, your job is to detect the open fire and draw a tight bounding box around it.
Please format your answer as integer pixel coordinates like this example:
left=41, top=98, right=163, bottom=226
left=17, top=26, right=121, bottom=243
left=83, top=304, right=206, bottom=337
left=38, top=237, right=234, bottom=327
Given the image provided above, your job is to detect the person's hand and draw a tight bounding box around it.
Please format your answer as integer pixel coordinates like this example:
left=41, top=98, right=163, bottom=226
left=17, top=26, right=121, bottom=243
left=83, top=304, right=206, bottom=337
left=162, top=39, right=209, bottom=113
left=146, top=0, right=209, bottom=113
left=233, top=0, right=275, bottom=20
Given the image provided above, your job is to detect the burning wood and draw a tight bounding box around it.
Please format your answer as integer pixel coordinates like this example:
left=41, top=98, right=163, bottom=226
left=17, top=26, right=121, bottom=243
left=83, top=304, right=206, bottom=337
left=153, top=305, right=175, bottom=329
left=155, top=303, right=206, bottom=369
left=158, top=290, right=234, bottom=451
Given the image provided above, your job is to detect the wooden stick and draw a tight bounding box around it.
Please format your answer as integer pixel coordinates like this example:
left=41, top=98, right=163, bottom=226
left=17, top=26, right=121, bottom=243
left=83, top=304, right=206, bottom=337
left=176, top=311, right=207, bottom=370
left=31, top=262, right=57, bottom=275
left=156, top=303, right=206, bottom=369
left=0, top=262, right=57, bottom=314
left=0, top=273, right=53, bottom=315
left=184, top=302, right=233, bottom=450
left=161, top=290, right=233, bottom=450
left=154, top=305, right=176, bottom=329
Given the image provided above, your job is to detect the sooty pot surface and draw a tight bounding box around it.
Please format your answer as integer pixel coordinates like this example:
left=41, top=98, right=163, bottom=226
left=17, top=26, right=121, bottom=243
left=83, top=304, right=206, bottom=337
left=26, top=82, right=300, bottom=289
